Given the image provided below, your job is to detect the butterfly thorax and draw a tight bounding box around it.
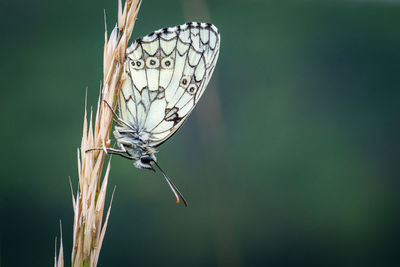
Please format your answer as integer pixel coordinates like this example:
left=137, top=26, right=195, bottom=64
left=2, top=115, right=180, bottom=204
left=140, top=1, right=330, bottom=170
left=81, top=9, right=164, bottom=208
left=113, top=125, right=156, bottom=169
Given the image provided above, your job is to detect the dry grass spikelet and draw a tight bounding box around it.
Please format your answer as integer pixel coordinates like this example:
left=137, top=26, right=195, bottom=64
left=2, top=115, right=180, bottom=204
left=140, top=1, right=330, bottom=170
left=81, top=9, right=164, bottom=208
left=55, top=1, right=142, bottom=266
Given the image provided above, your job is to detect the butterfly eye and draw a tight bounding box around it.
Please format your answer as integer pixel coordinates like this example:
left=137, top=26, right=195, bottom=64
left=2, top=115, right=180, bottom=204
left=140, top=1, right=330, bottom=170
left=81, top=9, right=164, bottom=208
left=186, top=84, right=198, bottom=95
left=140, top=156, right=153, bottom=164
left=161, top=57, right=174, bottom=69
left=180, top=76, right=190, bottom=88
left=146, top=57, right=160, bottom=68
left=131, top=59, right=144, bottom=70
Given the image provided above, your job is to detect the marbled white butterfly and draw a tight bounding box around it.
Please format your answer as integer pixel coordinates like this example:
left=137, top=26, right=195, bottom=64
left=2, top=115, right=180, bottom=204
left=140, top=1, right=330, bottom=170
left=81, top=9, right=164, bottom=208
left=95, top=22, right=220, bottom=206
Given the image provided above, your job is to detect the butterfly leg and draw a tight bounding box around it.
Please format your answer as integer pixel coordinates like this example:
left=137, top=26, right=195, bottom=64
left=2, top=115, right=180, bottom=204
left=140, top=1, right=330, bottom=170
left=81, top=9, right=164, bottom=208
left=106, top=144, right=135, bottom=160
left=86, top=144, right=135, bottom=160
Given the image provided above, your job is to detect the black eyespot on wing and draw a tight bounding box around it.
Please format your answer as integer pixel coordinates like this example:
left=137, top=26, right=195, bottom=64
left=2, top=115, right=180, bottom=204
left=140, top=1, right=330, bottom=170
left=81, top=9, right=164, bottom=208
left=179, top=75, right=191, bottom=88
left=131, top=59, right=144, bottom=70
left=161, top=57, right=174, bottom=69
left=186, top=84, right=198, bottom=95
left=149, top=32, right=155, bottom=37
left=162, top=27, right=169, bottom=33
left=136, top=37, right=142, bottom=44
left=146, top=57, right=160, bottom=68
left=206, top=23, right=212, bottom=28
left=186, top=22, right=193, bottom=26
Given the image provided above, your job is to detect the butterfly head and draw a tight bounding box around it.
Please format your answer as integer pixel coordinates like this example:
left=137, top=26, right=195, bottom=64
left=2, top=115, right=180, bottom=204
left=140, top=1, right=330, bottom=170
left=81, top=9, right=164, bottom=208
left=135, top=155, right=157, bottom=171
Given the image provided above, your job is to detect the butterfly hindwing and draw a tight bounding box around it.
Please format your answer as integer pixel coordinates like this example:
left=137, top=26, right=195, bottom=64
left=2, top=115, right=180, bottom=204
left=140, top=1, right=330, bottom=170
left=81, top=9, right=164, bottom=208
left=120, top=22, right=220, bottom=147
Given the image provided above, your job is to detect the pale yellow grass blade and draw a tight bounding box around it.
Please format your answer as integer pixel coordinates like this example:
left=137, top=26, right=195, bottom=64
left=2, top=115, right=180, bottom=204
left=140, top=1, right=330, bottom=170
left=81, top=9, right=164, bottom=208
left=55, top=1, right=142, bottom=266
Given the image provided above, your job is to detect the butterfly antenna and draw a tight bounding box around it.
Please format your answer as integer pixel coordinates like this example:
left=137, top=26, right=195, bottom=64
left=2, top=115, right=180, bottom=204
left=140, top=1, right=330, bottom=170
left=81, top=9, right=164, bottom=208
left=151, top=160, right=188, bottom=207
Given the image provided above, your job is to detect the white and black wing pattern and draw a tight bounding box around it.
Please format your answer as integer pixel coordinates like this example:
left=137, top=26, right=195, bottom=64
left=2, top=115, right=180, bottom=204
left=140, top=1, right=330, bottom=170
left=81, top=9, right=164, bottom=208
left=119, top=22, right=220, bottom=147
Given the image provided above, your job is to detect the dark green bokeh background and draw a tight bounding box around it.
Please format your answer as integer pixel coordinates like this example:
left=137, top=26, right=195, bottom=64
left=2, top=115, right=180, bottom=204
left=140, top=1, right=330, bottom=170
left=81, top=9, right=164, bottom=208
left=1, top=0, right=399, bottom=266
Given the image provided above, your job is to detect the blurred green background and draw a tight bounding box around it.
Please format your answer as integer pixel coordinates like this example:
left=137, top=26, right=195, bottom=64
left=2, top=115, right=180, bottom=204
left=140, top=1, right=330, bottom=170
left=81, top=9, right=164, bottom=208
left=1, top=0, right=399, bottom=266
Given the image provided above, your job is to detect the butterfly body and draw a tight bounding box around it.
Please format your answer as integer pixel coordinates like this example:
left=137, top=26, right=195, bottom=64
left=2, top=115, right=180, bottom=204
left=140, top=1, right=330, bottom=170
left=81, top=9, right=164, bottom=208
left=101, top=22, right=220, bottom=205
left=112, top=124, right=156, bottom=169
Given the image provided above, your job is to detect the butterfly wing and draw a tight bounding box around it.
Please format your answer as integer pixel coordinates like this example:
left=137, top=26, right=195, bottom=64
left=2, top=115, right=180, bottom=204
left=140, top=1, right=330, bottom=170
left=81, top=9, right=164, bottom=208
left=119, top=22, right=220, bottom=147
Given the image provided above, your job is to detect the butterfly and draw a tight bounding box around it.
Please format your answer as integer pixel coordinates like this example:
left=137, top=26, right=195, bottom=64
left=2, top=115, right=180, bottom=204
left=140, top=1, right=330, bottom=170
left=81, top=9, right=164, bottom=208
left=93, top=22, right=220, bottom=207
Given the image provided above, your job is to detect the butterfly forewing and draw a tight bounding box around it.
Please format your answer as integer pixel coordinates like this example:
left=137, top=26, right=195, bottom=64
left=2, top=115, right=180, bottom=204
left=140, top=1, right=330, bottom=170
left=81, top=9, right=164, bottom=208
left=119, top=22, right=220, bottom=147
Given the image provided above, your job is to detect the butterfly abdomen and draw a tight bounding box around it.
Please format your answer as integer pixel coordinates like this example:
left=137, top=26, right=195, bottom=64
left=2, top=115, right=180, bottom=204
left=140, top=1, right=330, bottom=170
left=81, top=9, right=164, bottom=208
left=113, top=125, right=156, bottom=161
